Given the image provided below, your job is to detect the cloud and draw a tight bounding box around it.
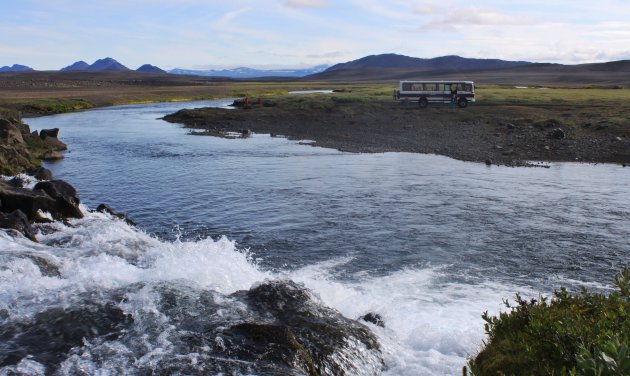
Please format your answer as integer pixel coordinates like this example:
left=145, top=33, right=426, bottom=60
left=282, top=0, right=330, bottom=8
left=306, top=51, right=345, bottom=58
left=421, top=8, right=536, bottom=31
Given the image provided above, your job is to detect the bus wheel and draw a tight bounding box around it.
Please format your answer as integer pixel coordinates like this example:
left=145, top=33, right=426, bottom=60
left=418, top=97, right=428, bottom=108
left=457, top=98, right=468, bottom=108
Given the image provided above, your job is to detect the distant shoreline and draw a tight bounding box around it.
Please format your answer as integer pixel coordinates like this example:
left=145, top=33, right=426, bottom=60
left=163, top=96, right=630, bottom=167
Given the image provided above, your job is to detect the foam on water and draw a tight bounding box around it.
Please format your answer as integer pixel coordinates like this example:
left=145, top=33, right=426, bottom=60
left=0, top=211, right=534, bottom=375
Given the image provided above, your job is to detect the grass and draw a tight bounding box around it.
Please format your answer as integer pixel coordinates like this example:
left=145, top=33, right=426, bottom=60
left=468, top=268, right=630, bottom=376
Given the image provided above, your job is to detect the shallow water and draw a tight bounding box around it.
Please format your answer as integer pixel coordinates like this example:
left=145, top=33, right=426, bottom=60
left=4, top=100, right=629, bottom=374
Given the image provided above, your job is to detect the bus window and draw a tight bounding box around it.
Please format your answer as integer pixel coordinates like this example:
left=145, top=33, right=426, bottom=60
left=402, top=83, right=413, bottom=91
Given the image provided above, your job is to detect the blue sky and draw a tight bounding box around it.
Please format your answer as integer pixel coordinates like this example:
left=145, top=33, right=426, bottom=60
left=2, top=0, right=630, bottom=70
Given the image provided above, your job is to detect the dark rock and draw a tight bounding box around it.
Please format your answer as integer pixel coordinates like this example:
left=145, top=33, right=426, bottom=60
left=359, top=313, right=385, bottom=327
left=548, top=128, right=566, bottom=140
left=0, top=183, right=55, bottom=220
left=96, top=203, right=135, bottom=226
left=39, top=128, right=60, bottom=139
left=0, top=303, right=133, bottom=371
left=0, top=209, right=37, bottom=241
left=233, top=280, right=383, bottom=375
left=485, top=159, right=492, bottom=166
left=27, top=166, right=53, bottom=181
left=7, top=176, right=28, bottom=188
left=263, top=100, right=277, bottom=107
left=33, top=180, right=83, bottom=219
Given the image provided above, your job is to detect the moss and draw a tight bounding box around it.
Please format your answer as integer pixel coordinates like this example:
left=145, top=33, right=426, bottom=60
left=468, top=268, right=630, bottom=376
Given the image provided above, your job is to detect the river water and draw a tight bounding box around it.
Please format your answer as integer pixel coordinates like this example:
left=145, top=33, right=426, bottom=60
left=2, top=100, right=629, bottom=375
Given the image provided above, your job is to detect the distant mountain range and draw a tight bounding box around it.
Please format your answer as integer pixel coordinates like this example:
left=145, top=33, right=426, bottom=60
left=0, top=64, right=34, bottom=72
left=168, top=65, right=329, bottom=78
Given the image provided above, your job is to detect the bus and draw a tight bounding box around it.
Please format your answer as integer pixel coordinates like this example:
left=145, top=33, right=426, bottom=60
left=393, top=81, right=475, bottom=108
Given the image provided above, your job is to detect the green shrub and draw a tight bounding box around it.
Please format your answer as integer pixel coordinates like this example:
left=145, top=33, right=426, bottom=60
left=468, top=268, right=630, bottom=376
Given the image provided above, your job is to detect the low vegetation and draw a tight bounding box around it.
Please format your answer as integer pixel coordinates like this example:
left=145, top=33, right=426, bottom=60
left=468, top=268, right=630, bottom=375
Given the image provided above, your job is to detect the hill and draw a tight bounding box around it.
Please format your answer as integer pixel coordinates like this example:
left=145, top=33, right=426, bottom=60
left=88, top=57, right=129, bottom=71
left=0, top=64, right=34, bottom=72
left=61, top=61, right=90, bottom=71
left=136, top=64, right=166, bottom=74
left=324, top=54, right=532, bottom=72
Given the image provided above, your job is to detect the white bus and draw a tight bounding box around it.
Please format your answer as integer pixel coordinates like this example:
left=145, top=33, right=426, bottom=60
left=393, top=81, right=475, bottom=108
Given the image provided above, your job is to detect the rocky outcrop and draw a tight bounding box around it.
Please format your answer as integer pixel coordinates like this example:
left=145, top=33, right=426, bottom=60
left=0, top=182, right=56, bottom=220
left=33, top=180, right=83, bottom=220
left=0, top=118, right=66, bottom=175
left=96, top=203, right=135, bottom=226
left=0, top=210, right=37, bottom=241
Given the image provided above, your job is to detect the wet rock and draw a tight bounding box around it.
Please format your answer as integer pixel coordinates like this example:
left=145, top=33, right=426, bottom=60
left=33, top=180, right=83, bottom=219
left=96, top=203, right=135, bottom=226
left=359, top=313, right=385, bottom=328
left=548, top=128, right=566, bottom=140
left=24, top=253, right=61, bottom=276
left=0, top=209, right=37, bottom=241
left=0, top=183, right=55, bottom=220
left=7, top=175, right=29, bottom=188
left=151, top=280, right=383, bottom=376
left=0, top=303, right=133, bottom=371
left=27, top=166, right=53, bottom=181
left=235, top=280, right=383, bottom=375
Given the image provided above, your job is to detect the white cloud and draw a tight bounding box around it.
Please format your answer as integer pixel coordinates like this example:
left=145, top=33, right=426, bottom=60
left=422, top=8, right=536, bottom=30
left=282, top=0, right=330, bottom=8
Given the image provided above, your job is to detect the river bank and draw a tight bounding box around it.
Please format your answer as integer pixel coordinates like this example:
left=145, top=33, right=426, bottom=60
left=164, top=95, right=630, bottom=167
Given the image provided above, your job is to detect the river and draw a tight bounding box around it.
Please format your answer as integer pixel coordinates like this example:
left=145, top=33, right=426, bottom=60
left=2, top=100, right=628, bottom=375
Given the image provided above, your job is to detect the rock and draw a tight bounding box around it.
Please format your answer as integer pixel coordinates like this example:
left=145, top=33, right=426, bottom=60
left=0, top=119, right=25, bottom=145
left=359, top=313, right=385, bottom=327
left=505, top=123, right=515, bottom=130
left=231, top=280, right=383, bottom=375
left=41, top=149, right=64, bottom=161
left=0, top=302, right=133, bottom=371
left=39, top=128, right=59, bottom=139
left=27, top=166, right=53, bottom=181
left=39, top=128, right=67, bottom=151
left=0, top=183, right=55, bottom=220
left=96, top=203, right=135, bottom=226
left=33, top=180, right=83, bottom=219
left=548, top=128, right=565, bottom=139
left=0, top=209, right=37, bottom=241
left=7, top=176, right=29, bottom=188
left=485, top=159, right=492, bottom=166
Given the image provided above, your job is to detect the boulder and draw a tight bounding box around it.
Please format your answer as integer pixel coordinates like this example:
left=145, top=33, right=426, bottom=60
left=33, top=180, right=83, bottom=219
left=39, top=128, right=67, bottom=151
left=0, top=210, right=37, bottom=241
left=0, top=119, right=24, bottom=145
left=359, top=312, right=385, bottom=328
left=549, top=128, right=566, bottom=140
left=0, top=183, right=55, bottom=220
left=27, top=166, right=53, bottom=181
left=96, top=203, right=135, bottom=226
left=39, top=128, right=60, bottom=139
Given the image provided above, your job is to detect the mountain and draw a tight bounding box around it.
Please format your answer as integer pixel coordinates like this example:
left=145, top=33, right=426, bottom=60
left=136, top=64, right=166, bottom=74
left=0, top=64, right=34, bottom=72
left=324, top=54, right=532, bottom=73
left=61, top=61, right=90, bottom=71
left=169, top=65, right=329, bottom=78
left=87, top=57, right=129, bottom=71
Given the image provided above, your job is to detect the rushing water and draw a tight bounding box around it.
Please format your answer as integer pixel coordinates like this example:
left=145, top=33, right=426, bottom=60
left=2, top=100, right=629, bottom=375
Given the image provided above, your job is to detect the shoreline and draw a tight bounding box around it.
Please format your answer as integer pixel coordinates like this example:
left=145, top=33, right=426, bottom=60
left=163, top=97, right=630, bottom=167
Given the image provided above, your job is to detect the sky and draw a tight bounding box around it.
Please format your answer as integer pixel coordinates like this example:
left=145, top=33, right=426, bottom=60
left=2, top=0, right=630, bottom=70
